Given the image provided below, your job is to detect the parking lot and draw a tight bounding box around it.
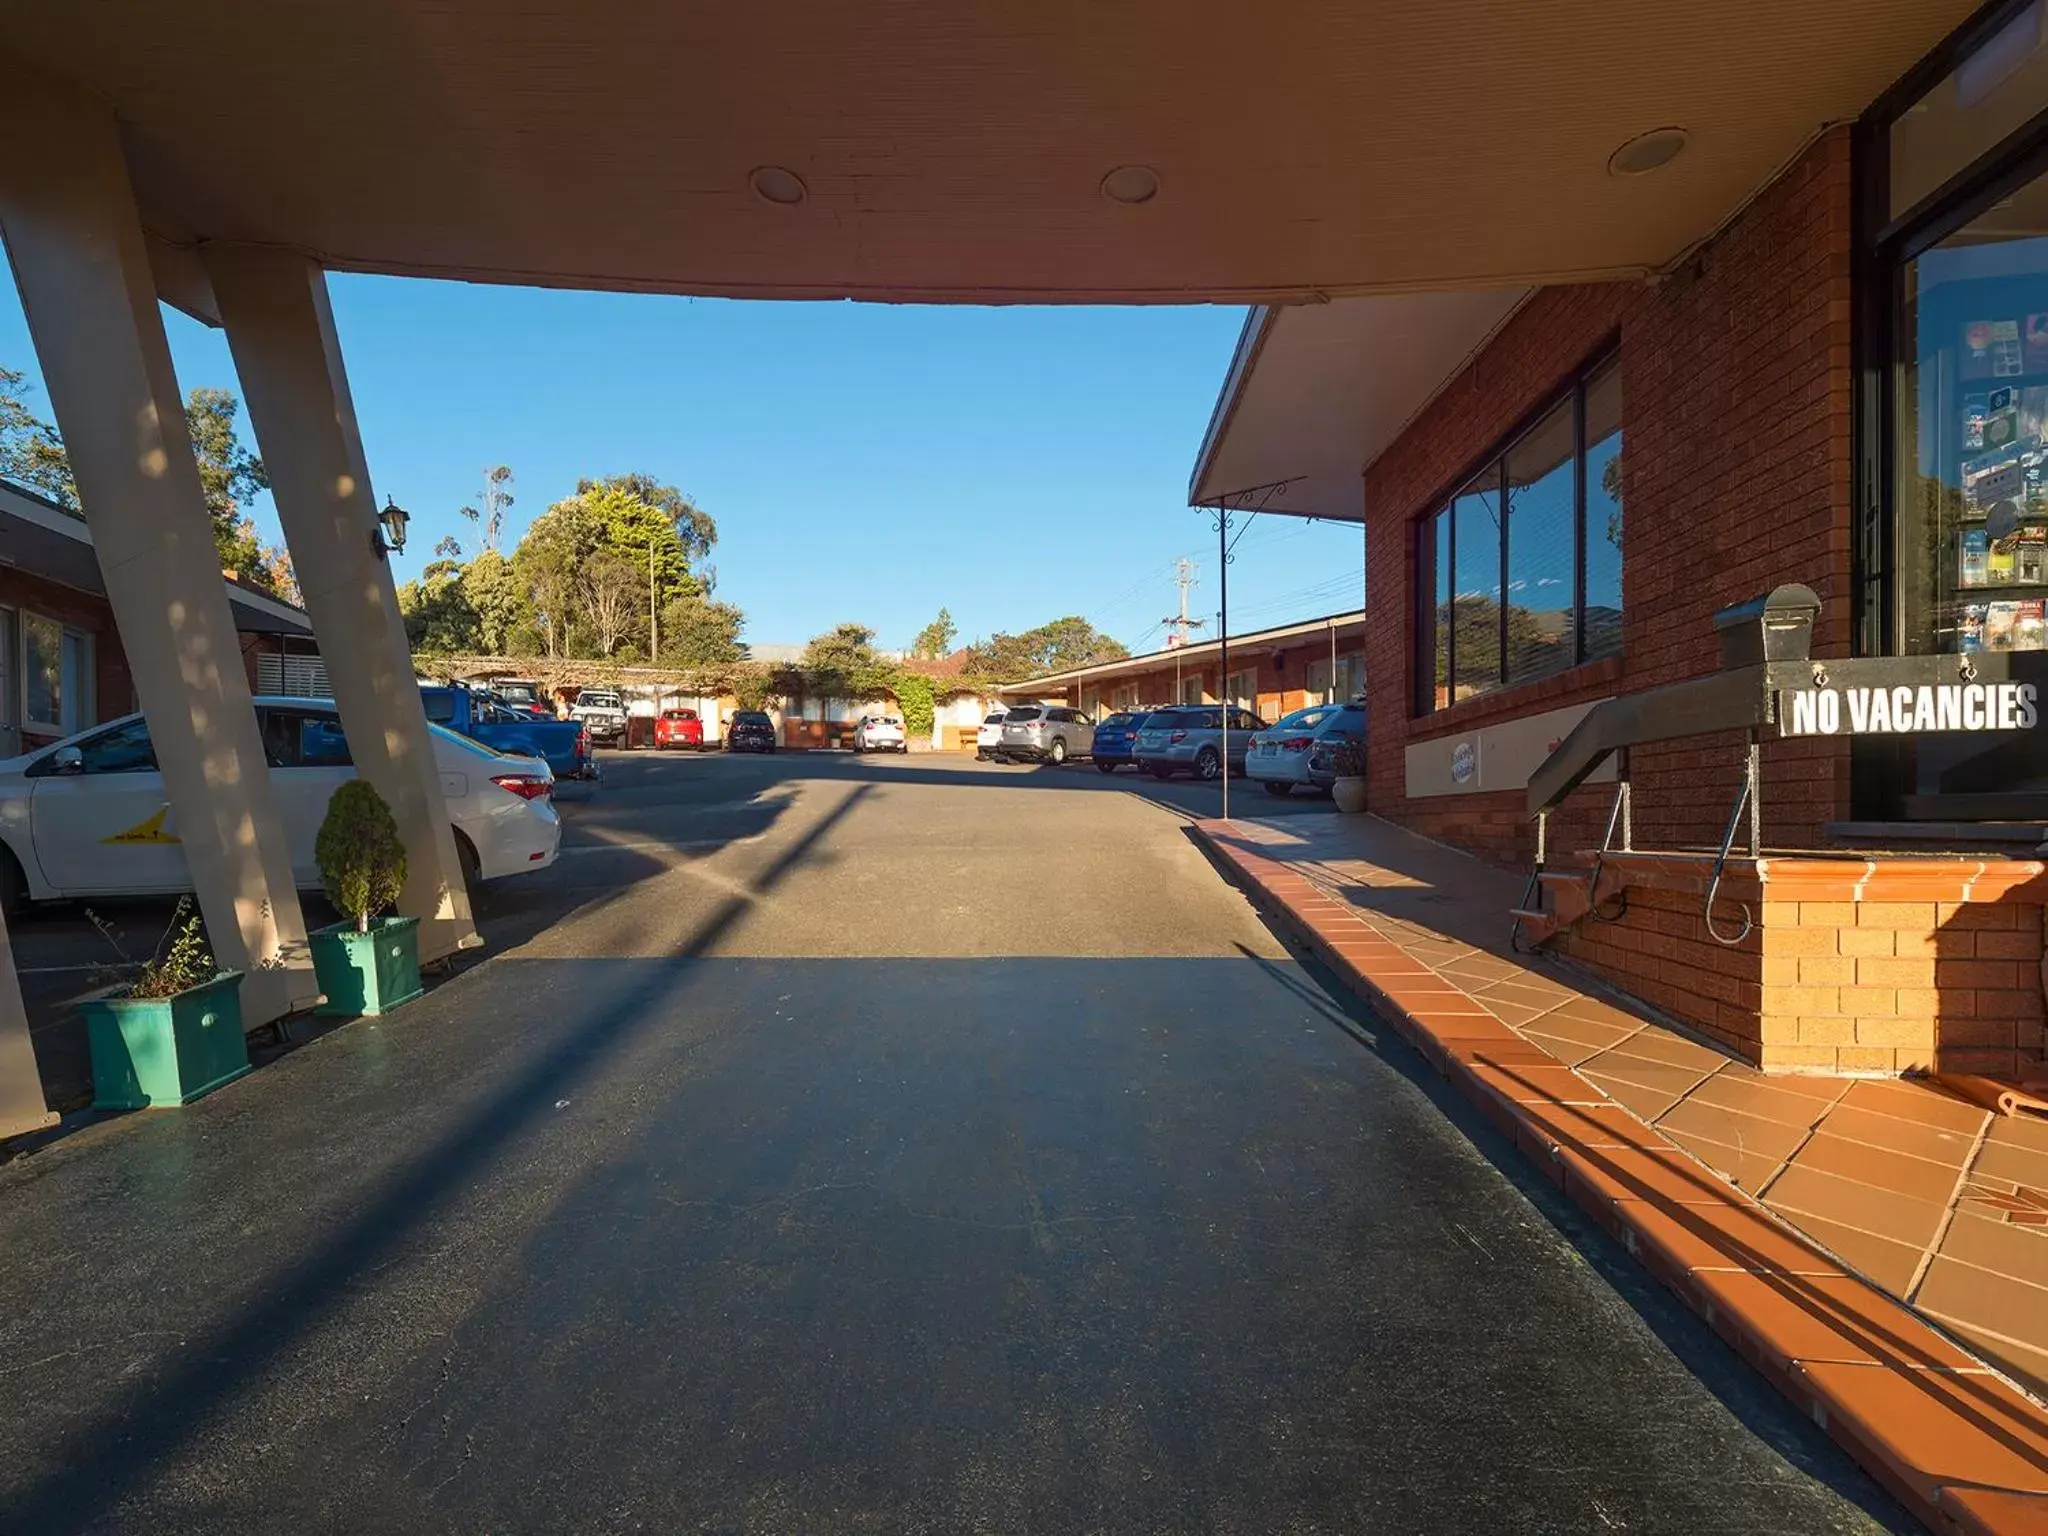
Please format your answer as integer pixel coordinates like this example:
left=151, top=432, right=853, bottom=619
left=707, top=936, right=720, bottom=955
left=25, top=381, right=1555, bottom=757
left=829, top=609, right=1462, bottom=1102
left=0, top=743, right=1899, bottom=1531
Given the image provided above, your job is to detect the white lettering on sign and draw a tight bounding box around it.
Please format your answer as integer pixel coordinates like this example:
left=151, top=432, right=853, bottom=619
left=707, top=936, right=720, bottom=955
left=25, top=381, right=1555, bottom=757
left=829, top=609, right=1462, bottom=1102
left=1781, top=681, right=2039, bottom=735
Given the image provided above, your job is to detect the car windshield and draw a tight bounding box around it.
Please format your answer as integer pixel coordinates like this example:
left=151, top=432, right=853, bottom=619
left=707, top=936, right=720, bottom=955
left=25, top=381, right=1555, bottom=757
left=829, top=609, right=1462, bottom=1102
left=581, top=693, right=620, bottom=708
left=663, top=711, right=694, bottom=720
left=1273, top=705, right=1336, bottom=732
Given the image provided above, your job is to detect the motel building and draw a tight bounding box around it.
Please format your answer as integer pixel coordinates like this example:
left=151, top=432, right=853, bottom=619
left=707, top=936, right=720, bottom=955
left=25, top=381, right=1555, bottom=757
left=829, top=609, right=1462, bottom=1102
left=1000, top=609, right=1367, bottom=723
left=1187, top=4, right=2048, bottom=1093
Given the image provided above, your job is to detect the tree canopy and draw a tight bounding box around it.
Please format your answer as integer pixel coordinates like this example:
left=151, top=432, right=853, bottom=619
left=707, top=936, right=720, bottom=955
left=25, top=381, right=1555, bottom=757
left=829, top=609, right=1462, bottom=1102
left=962, top=615, right=1128, bottom=682
left=910, top=607, right=957, bottom=660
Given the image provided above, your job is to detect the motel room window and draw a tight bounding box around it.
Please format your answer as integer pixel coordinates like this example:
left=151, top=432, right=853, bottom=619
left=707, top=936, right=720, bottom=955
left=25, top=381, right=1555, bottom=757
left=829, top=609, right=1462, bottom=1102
left=1863, top=0, right=2048, bottom=816
left=22, top=612, right=91, bottom=738
left=1225, top=667, right=1258, bottom=710
left=1414, top=356, right=1623, bottom=713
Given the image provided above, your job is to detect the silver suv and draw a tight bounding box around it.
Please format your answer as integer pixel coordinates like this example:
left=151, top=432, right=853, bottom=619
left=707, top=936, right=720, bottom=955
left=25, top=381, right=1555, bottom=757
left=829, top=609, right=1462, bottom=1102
left=1132, top=705, right=1267, bottom=780
left=995, top=704, right=1092, bottom=765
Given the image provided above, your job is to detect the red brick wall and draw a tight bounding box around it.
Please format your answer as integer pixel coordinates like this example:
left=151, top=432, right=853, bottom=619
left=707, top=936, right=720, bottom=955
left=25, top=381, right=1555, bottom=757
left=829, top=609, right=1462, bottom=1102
left=1365, top=129, right=1855, bottom=869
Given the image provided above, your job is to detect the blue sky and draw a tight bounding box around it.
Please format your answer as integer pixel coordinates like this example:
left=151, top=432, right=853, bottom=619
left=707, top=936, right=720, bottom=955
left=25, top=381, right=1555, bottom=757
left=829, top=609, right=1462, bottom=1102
left=0, top=271, right=1365, bottom=654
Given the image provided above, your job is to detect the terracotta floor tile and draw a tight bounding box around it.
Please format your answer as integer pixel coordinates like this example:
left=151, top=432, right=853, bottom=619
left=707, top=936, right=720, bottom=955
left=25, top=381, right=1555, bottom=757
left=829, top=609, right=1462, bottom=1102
left=1454, top=1041, right=1565, bottom=1069
left=1937, top=1208, right=2048, bottom=1289
left=1620, top=1197, right=1844, bottom=1276
left=1466, top=1061, right=1610, bottom=1106
left=1988, top=1115, right=2048, bottom=1158
left=1514, top=1009, right=1640, bottom=1050
left=1401, top=940, right=1478, bottom=968
left=1576, top=1051, right=1716, bottom=1099
left=1762, top=1162, right=1949, bottom=1250
left=1660, top=1128, right=1792, bottom=1193
left=1657, top=1098, right=1813, bottom=1163
left=1789, top=1133, right=1971, bottom=1208
left=1692, top=1269, right=1982, bottom=1370
left=1915, top=1256, right=2048, bottom=1356
left=1973, top=1135, right=2048, bottom=1192
left=1809, top=1102, right=1986, bottom=1167
left=1752, top=1072, right=1865, bottom=1101
left=1521, top=1030, right=1613, bottom=1069
left=1796, top=1360, right=2048, bottom=1500
left=1938, top=1486, right=2048, bottom=1536
left=1433, top=954, right=1527, bottom=985
left=1476, top=996, right=1562, bottom=1029
left=1929, top=1319, right=2048, bottom=1402
left=1540, top=995, right=1652, bottom=1033
left=1687, top=1071, right=1847, bottom=1127
left=1560, top=1143, right=1744, bottom=1208
left=1579, top=1072, right=1683, bottom=1122
left=1517, top=1099, right=1659, bottom=1151
left=1841, top=1078, right=1990, bottom=1136
left=1601, top=1028, right=1734, bottom=1075
left=1771, top=1211, right=1929, bottom=1295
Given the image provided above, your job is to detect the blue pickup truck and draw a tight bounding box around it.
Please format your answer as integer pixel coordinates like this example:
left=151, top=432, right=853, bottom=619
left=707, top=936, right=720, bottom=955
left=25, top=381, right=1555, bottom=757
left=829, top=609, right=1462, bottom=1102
left=419, top=686, right=597, bottom=782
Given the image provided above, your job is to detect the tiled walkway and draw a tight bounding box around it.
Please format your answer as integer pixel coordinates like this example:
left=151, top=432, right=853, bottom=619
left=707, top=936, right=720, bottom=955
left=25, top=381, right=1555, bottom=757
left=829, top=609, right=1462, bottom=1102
left=1196, top=812, right=2048, bottom=1531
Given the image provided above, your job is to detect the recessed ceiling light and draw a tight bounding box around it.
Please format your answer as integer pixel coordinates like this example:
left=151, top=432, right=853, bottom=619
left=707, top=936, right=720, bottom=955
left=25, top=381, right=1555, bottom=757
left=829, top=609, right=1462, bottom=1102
left=750, top=166, right=807, bottom=205
left=1607, top=128, right=1689, bottom=177
left=1101, top=165, right=1161, bottom=205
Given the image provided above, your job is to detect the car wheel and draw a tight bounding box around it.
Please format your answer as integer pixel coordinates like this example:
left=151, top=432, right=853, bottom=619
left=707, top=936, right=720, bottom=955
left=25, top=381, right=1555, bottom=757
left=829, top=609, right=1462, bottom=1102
left=1195, top=747, right=1221, bottom=781
left=1048, top=737, right=1067, bottom=766
left=1097, top=760, right=1118, bottom=775
left=1149, top=764, right=1174, bottom=780
left=1264, top=780, right=1292, bottom=798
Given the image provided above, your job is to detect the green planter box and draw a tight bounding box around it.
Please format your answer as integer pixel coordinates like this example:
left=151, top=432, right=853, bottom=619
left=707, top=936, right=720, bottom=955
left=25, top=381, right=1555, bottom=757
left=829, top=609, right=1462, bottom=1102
left=309, top=915, right=423, bottom=1017
left=82, top=971, right=249, bottom=1109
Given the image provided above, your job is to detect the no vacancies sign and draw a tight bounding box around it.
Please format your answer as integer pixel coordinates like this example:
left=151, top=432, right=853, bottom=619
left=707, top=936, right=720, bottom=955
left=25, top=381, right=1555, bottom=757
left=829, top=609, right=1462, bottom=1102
left=1781, top=681, right=2039, bottom=736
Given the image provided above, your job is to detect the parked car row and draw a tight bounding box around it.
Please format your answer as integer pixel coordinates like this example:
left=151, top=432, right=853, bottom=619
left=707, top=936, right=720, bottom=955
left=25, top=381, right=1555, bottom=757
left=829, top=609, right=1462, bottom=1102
left=972, top=700, right=1366, bottom=796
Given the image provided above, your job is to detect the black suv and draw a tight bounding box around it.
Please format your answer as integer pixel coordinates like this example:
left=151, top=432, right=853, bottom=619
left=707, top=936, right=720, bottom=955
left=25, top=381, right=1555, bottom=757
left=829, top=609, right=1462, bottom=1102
left=725, top=710, right=778, bottom=752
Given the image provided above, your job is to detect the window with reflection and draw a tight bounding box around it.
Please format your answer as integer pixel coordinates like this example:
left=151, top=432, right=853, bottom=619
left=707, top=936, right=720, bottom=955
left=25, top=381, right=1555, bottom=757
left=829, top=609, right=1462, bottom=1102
left=1412, top=356, right=1624, bottom=713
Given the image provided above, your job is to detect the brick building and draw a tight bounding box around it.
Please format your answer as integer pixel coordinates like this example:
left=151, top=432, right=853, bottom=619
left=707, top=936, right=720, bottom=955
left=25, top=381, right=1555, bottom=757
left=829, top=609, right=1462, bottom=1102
left=0, top=480, right=314, bottom=751
left=1189, top=5, right=2048, bottom=1082
left=999, top=610, right=1367, bottom=724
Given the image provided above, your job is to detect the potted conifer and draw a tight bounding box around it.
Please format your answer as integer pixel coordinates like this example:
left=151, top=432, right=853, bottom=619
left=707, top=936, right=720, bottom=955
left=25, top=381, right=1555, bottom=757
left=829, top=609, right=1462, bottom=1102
left=1329, top=739, right=1370, bottom=814
left=308, top=780, right=422, bottom=1016
left=80, top=898, right=249, bottom=1108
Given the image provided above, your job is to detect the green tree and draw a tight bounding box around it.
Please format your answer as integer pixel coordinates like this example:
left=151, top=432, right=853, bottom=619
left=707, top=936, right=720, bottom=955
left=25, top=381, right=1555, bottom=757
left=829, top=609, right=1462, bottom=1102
left=800, top=622, right=893, bottom=700
left=511, top=496, right=603, bottom=656
left=397, top=553, right=482, bottom=652
left=581, top=472, right=715, bottom=566
left=661, top=594, right=747, bottom=666
left=910, top=607, right=957, bottom=660
left=185, top=387, right=271, bottom=585
left=0, top=364, right=75, bottom=508
left=460, top=549, right=532, bottom=655
left=962, top=615, right=1127, bottom=682
left=459, top=464, right=515, bottom=553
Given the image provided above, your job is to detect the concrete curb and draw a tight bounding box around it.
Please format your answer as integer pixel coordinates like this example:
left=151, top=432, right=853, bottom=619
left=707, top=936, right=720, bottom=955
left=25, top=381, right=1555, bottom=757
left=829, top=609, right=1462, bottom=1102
left=1194, top=821, right=2048, bottom=1535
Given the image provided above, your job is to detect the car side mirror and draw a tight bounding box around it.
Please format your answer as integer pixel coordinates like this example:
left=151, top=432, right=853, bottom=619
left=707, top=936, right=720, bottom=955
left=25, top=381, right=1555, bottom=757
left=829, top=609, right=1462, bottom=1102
left=51, top=746, right=82, bottom=774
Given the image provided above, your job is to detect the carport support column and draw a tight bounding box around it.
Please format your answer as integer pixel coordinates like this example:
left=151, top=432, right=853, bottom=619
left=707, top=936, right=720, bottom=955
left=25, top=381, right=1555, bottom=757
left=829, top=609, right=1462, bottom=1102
left=203, top=245, right=476, bottom=961
left=0, top=71, right=315, bottom=1025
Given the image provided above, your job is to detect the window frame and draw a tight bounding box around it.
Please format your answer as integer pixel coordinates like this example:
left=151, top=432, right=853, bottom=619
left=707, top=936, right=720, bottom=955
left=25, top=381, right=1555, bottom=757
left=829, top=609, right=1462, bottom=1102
left=1411, top=347, right=1622, bottom=716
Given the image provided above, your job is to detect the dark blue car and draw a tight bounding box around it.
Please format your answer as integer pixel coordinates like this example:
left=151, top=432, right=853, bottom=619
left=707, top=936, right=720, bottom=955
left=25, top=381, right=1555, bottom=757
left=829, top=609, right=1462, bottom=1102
left=1090, top=711, right=1148, bottom=773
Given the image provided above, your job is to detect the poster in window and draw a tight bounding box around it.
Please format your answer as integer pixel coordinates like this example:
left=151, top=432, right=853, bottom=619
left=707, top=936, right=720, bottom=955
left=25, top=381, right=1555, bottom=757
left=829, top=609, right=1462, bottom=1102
left=1963, top=449, right=2022, bottom=515
left=1963, top=319, right=2024, bottom=379
left=1986, top=599, right=2047, bottom=649
left=1965, top=393, right=1989, bottom=450
left=1961, top=527, right=1991, bottom=586
left=2016, top=522, right=2048, bottom=584
left=1984, top=386, right=2020, bottom=450
left=1989, top=539, right=2019, bottom=584
left=1959, top=603, right=1988, bottom=652
left=2026, top=313, right=2048, bottom=373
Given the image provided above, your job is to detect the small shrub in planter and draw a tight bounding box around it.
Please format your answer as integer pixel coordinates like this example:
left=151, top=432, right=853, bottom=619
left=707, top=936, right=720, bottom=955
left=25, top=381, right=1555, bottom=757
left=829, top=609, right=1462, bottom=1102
left=1328, top=739, right=1369, bottom=813
left=308, top=780, right=423, bottom=1016
left=79, top=898, right=249, bottom=1108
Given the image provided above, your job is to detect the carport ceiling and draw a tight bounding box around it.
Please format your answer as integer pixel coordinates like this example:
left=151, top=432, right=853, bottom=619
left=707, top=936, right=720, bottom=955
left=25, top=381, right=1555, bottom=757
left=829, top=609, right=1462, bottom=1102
left=2, top=2, right=1970, bottom=304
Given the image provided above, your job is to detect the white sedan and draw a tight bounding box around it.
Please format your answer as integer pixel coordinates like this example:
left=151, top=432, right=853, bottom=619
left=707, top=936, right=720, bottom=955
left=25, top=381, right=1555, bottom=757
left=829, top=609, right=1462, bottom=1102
left=853, top=713, right=907, bottom=753
left=0, top=696, right=561, bottom=913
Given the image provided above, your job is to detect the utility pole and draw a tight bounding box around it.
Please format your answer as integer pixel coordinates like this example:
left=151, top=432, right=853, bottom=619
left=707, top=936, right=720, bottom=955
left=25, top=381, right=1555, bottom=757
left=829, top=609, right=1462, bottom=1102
left=1162, top=557, right=1205, bottom=703
left=649, top=540, right=659, bottom=662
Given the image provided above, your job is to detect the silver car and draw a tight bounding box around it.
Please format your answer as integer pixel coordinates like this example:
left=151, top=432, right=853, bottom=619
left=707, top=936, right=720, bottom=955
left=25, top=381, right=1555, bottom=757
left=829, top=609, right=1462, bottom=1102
left=1131, top=705, right=1267, bottom=781
left=995, top=704, right=1092, bottom=765
left=1246, top=702, right=1367, bottom=797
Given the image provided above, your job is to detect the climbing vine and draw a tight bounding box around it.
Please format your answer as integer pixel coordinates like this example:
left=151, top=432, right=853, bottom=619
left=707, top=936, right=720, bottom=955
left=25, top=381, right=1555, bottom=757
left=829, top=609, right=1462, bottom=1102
left=891, top=670, right=937, bottom=742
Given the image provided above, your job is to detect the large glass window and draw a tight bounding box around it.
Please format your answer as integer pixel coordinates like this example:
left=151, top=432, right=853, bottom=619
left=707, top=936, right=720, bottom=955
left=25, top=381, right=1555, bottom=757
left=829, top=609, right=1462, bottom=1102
left=1413, top=358, right=1623, bottom=713
left=1866, top=0, right=2048, bottom=816
left=22, top=613, right=88, bottom=737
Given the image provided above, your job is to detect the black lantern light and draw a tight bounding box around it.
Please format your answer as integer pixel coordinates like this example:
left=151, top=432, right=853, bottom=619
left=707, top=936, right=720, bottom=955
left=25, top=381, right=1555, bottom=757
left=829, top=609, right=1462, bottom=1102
left=372, top=496, right=410, bottom=560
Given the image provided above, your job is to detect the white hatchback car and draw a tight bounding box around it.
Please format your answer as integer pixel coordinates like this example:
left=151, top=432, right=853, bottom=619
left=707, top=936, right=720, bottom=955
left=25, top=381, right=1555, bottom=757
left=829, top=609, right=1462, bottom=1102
left=853, top=713, right=907, bottom=753
left=974, top=709, right=1007, bottom=760
left=0, top=697, right=561, bottom=913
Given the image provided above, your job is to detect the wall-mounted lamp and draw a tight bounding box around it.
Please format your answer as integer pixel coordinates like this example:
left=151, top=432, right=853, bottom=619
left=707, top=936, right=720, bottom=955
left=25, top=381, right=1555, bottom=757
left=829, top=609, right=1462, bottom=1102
left=372, top=496, right=410, bottom=560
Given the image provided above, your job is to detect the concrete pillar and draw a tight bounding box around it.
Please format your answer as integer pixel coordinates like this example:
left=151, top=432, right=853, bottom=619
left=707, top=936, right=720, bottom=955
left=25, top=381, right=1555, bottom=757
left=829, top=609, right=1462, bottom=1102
left=203, top=246, right=476, bottom=959
left=0, top=69, right=315, bottom=1024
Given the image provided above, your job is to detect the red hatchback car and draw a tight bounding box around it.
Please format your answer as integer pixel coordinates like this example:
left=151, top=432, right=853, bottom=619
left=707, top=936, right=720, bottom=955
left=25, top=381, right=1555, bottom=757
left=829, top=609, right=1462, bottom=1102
left=654, top=708, right=705, bottom=750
